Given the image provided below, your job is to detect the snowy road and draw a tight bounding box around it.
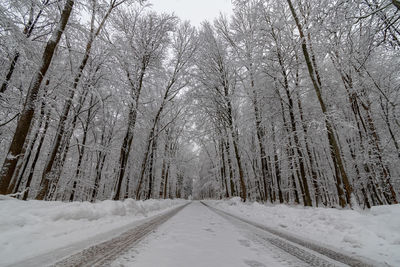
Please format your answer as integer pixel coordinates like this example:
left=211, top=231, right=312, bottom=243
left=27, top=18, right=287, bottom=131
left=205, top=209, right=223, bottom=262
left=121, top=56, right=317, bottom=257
left=49, top=204, right=188, bottom=267
left=202, top=203, right=376, bottom=267
left=6, top=202, right=188, bottom=267
left=109, top=202, right=374, bottom=267
left=11, top=201, right=380, bottom=267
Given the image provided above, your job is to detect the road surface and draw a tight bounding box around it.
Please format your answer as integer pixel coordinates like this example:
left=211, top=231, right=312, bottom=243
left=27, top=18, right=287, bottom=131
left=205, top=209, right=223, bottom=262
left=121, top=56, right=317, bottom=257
left=14, top=201, right=379, bottom=267
left=109, top=202, right=375, bottom=267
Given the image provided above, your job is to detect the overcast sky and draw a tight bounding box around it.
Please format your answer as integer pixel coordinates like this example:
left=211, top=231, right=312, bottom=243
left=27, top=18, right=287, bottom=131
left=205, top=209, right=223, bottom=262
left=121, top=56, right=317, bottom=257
left=149, top=0, right=233, bottom=27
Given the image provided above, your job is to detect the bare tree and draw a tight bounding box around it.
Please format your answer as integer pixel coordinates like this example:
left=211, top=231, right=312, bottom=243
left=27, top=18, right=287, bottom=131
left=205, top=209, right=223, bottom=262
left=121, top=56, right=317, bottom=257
left=0, top=0, right=74, bottom=195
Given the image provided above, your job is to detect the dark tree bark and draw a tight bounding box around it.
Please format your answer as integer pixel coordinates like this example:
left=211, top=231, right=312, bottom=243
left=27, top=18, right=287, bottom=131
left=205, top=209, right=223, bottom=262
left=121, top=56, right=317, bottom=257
left=11, top=96, right=47, bottom=194
left=271, top=121, right=284, bottom=203
left=273, top=36, right=312, bottom=206
left=1, top=53, right=20, bottom=94
left=220, top=139, right=229, bottom=198
left=286, top=0, right=352, bottom=207
left=136, top=118, right=161, bottom=200
left=224, top=137, right=236, bottom=197
left=0, top=0, right=74, bottom=195
left=40, top=88, right=90, bottom=200
left=37, top=1, right=118, bottom=200
left=277, top=88, right=300, bottom=204
left=113, top=106, right=138, bottom=200
left=159, top=129, right=171, bottom=198
left=22, top=107, right=51, bottom=200
left=146, top=131, right=158, bottom=199
left=296, top=92, right=320, bottom=206
left=69, top=95, right=95, bottom=201
left=90, top=120, right=113, bottom=202
left=222, top=72, right=247, bottom=201
left=113, top=57, right=148, bottom=200
left=163, top=164, right=170, bottom=199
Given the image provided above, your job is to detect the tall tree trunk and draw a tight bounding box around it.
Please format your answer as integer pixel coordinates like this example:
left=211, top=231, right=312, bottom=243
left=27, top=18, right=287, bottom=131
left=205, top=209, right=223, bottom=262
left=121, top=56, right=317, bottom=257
left=364, top=104, right=397, bottom=204
left=332, top=52, right=397, bottom=206
left=286, top=0, right=352, bottom=207
left=0, top=0, right=74, bottom=195
left=135, top=127, right=156, bottom=200
left=91, top=120, right=113, bottom=202
left=275, top=44, right=312, bottom=206
left=135, top=71, right=180, bottom=199
left=146, top=133, right=158, bottom=199
left=159, top=129, right=170, bottom=199
left=163, top=164, right=170, bottom=199
left=113, top=106, right=138, bottom=200
left=278, top=89, right=300, bottom=204
left=69, top=95, right=94, bottom=201
left=271, top=120, right=284, bottom=203
left=11, top=82, right=51, bottom=194
left=113, top=61, right=147, bottom=200
left=296, top=92, right=320, bottom=206
left=230, top=126, right=246, bottom=201
left=22, top=105, right=52, bottom=200
left=11, top=98, right=46, bottom=194
left=379, top=97, right=400, bottom=159
left=91, top=152, right=107, bottom=202
left=36, top=2, right=116, bottom=200
left=225, top=138, right=236, bottom=197
left=248, top=68, right=270, bottom=202
left=224, top=86, right=246, bottom=201
left=220, top=140, right=229, bottom=198
left=1, top=52, right=20, bottom=94
left=40, top=89, right=89, bottom=200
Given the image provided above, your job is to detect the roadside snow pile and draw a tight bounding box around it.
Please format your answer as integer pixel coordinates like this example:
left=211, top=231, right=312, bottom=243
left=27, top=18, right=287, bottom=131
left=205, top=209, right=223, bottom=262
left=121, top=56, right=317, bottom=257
left=0, top=198, right=187, bottom=266
left=206, top=198, right=400, bottom=266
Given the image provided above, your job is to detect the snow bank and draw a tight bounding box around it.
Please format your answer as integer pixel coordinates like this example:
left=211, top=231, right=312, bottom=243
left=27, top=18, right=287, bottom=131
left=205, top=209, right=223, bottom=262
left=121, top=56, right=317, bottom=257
left=206, top=198, right=400, bottom=266
left=0, top=198, right=187, bottom=266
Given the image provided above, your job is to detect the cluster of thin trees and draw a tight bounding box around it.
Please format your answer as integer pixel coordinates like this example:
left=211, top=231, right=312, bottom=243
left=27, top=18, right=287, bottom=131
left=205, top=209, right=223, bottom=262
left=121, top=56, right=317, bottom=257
left=0, top=0, right=195, bottom=201
left=0, top=0, right=399, bottom=208
left=193, top=0, right=400, bottom=208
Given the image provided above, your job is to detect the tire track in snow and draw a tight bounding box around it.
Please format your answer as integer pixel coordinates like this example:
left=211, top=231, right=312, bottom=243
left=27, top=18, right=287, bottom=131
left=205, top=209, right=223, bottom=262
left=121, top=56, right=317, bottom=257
left=201, top=202, right=378, bottom=267
left=50, top=203, right=189, bottom=267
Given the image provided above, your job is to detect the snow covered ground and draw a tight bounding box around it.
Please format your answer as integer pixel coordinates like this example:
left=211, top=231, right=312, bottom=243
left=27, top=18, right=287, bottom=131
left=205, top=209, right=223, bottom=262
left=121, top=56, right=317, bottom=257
left=111, top=201, right=311, bottom=267
left=0, top=196, right=187, bottom=266
left=205, top=198, right=400, bottom=266
left=1, top=196, right=398, bottom=266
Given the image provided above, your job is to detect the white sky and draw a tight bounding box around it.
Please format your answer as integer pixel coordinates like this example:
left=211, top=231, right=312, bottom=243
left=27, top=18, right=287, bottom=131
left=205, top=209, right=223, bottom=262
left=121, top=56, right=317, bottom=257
left=149, top=0, right=233, bottom=27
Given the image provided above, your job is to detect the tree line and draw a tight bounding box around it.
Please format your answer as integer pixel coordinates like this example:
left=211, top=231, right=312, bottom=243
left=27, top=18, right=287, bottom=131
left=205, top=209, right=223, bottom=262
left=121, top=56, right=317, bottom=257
left=0, top=0, right=399, bottom=208
left=192, top=0, right=400, bottom=208
left=0, top=0, right=195, bottom=201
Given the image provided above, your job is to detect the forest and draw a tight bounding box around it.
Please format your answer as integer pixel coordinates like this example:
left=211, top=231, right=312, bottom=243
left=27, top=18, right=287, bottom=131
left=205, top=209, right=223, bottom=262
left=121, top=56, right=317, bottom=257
left=0, top=0, right=399, bottom=209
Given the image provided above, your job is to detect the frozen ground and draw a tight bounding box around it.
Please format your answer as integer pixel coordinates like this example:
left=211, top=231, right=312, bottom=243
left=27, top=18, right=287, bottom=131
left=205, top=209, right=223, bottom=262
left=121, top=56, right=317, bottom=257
left=1, top=196, right=398, bottom=266
left=0, top=196, right=186, bottom=266
left=111, top=201, right=313, bottom=267
left=205, top=198, right=400, bottom=266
